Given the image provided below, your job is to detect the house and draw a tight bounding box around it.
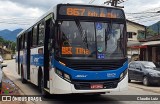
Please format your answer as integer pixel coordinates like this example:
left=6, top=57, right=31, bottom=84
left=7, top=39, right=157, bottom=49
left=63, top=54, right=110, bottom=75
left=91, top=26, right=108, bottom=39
left=0, top=46, right=12, bottom=60
left=126, top=20, right=146, bottom=61
left=139, top=35, right=160, bottom=64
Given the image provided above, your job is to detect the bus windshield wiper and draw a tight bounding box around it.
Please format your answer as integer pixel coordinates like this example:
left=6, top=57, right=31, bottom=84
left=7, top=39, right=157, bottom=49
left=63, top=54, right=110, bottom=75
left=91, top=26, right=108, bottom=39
left=75, top=20, right=88, bottom=49
left=120, top=32, right=125, bottom=57
left=105, top=23, right=111, bottom=51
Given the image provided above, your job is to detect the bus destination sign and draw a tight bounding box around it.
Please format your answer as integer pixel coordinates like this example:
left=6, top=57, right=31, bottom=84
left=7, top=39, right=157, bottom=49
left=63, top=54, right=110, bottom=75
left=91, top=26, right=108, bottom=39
left=59, top=5, right=124, bottom=19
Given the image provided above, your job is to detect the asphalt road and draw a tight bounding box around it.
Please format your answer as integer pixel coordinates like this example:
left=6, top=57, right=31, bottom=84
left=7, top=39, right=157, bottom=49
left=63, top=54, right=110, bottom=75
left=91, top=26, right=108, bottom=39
left=2, top=60, right=160, bottom=104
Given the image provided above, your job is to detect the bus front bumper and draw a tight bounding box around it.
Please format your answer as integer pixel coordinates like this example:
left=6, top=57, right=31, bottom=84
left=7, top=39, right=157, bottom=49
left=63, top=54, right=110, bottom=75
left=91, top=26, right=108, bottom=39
left=50, top=73, right=128, bottom=94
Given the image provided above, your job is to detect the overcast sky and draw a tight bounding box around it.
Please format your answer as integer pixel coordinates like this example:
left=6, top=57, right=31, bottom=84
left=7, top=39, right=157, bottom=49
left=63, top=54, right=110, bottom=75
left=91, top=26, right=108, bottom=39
left=0, top=0, right=160, bottom=30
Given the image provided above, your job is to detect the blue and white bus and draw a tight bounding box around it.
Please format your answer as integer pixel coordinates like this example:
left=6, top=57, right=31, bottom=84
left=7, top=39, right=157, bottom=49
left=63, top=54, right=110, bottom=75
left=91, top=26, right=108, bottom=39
left=16, top=4, right=128, bottom=96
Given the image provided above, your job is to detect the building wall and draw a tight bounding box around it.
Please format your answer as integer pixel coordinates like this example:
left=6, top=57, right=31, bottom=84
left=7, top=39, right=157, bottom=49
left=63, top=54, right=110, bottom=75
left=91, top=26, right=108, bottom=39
left=127, top=21, right=146, bottom=61
left=127, top=21, right=145, bottom=41
left=2, top=54, right=12, bottom=60
left=140, top=45, right=160, bottom=64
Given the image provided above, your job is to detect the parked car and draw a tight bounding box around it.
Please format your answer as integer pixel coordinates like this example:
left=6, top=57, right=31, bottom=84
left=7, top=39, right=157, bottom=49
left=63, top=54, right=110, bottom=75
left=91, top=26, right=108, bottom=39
left=0, top=62, right=7, bottom=93
left=0, top=55, right=3, bottom=63
left=12, top=54, right=16, bottom=59
left=128, top=61, right=160, bottom=86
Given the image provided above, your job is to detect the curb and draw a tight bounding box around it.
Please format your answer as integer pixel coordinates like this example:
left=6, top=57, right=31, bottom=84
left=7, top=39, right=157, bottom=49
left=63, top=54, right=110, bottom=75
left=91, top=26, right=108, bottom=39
left=3, top=72, right=35, bottom=104
left=129, top=84, right=160, bottom=94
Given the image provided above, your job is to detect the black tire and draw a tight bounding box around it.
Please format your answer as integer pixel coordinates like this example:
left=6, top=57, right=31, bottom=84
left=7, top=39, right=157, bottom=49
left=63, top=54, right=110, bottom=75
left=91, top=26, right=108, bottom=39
left=128, top=75, right=131, bottom=83
left=143, top=76, right=149, bottom=86
left=92, top=93, right=104, bottom=96
left=85, top=92, right=105, bottom=96
left=38, top=70, right=42, bottom=91
left=0, top=82, right=2, bottom=94
left=21, top=66, right=27, bottom=84
left=128, top=78, right=131, bottom=83
left=40, top=75, right=50, bottom=98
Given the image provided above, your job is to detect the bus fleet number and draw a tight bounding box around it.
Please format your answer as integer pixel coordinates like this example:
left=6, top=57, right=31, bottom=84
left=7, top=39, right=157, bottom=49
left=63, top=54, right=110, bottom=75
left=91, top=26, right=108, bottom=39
left=67, top=8, right=85, bottom=16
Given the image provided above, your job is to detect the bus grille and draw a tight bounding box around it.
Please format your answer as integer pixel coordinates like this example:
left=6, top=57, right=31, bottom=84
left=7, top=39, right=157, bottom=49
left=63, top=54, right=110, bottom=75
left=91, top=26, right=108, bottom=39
left=65, top=59, right=126, bottom=71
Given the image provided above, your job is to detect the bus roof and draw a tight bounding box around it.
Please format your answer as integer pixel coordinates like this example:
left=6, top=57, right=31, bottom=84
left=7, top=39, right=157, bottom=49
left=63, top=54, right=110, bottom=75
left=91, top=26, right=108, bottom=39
left=17, top=3, right=124, bottom=38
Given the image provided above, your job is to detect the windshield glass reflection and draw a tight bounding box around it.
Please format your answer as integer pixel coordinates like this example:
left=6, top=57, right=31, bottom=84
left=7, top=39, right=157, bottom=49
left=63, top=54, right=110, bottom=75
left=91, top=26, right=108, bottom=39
left=58, top=21, right=125, bottom=59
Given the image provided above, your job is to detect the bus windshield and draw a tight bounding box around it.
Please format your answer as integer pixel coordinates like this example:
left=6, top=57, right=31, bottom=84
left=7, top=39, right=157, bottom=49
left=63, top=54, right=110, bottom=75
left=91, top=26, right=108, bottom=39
left=58, top=20, right=125, bottom=59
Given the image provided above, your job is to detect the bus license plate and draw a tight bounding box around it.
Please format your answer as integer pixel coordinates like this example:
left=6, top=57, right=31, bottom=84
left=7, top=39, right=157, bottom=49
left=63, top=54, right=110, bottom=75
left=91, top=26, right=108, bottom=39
left=91, top=84, right=103, bottom=89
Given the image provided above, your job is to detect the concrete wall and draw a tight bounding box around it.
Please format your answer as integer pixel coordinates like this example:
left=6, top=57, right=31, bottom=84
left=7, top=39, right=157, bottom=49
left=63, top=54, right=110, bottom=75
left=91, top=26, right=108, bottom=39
left=127, top=21, right=145, bottom=61
left=2, top=54, right=12, bottom=60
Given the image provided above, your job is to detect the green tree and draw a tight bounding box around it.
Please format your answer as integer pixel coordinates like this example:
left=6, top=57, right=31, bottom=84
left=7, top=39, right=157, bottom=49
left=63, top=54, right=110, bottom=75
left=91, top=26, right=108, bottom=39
left=0, top=36, right=16, bottom=54
left=146, top=27, right=156, bottom=37
left=0, top=36, right=5, bottom=46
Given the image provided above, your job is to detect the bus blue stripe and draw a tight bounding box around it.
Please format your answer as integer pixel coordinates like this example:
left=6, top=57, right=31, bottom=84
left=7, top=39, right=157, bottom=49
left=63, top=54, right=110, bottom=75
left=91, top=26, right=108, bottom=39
left=19, top=53, right=128, bottom=81
left=53, top=59, right=128, bottom=80
left=19, top=54, right=44, bottom=66
left=30, top=54, right=44, bottom=66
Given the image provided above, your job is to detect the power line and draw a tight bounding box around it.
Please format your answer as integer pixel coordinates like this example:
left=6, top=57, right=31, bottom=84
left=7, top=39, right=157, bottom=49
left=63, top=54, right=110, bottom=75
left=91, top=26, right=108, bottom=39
left=0, top=16, right=36, bottom=25
left=126, top=12, right=160, bottom=14
left=139, top=7, right=160, bottom=13
left=127, top=14, right=160, bottom=21
left=0, top=18, right=35, bottom=21
left=127, top=14, right=160, bottom=25
left=135, top=15, right=160, bottom=22
left=0, top=21, right=30, bottom=25
left=126, top=7, right=160, bottom=16
left=103, top=0, right=127, bottom=7
left=0, top=20, right=34, bottom=23
left=0, top=16, right=37, bottom=19
left=88, top=0, right=95, bottom=4
left=125, top=6, right=160, bottom=25
left=134, top=18, right=160, bottom=24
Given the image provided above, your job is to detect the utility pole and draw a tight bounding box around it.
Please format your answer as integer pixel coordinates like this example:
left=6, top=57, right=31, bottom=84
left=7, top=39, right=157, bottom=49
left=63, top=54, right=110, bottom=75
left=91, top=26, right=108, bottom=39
left=158, top=22, right=160, bottom=35
left=145, top=27, right=147, bottom=39
left=111, top=0, right=118, bottom=6
left=104, top=0, right=126, bottom=8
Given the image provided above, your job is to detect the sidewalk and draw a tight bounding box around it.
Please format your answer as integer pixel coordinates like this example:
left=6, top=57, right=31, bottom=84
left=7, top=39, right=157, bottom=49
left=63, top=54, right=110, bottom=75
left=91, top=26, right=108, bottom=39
left=129, top=81, right=160, bottom=94
left=1, top=74, right=26, bottom=104
left=2, top=64, right=35, bottom=104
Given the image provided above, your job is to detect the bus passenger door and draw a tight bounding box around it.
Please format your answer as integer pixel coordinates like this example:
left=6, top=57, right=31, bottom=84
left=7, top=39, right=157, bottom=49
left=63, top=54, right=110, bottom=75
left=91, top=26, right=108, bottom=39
left=27, top=31, right=31, bottom=80
left=44, top=18, right=53, bottom=89
left=16, top=38, right=20, bottom=75
left=23, top=33, right=30, bottom=80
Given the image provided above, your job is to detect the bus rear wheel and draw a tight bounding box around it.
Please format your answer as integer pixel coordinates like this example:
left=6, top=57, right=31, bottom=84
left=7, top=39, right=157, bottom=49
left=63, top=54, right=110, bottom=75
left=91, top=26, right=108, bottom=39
left=40, top=76, right=50, bottom=98
left=21, top=66, right=27, bottom=84
left=0, top=82, right=2, bottom=94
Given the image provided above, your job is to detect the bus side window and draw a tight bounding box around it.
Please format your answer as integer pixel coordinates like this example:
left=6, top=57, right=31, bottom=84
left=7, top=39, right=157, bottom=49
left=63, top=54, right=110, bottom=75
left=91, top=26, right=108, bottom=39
left=21, top=35, right=24, bottom=50
left=24, top=33, right=27, bottom=49
left=49, top=19, right=55, bottom=48
left=38, top=22, right=45, bottom=46
left=16, top=38, right=18, bottom=51
left=32, top=26, right=38, bottom=47
left=19, top=37, right=21, bottom=50
left=30, top=31, right=33, bottom=47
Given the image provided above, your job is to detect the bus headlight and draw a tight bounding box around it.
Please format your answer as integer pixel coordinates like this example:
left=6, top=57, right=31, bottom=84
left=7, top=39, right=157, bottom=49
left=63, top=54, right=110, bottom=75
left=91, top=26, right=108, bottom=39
left=59, top=61, right=66, bottom=66
left=64, top=73, right=71, bottom=82
left=120, top=69, right=128, bottom=81
left=55, top=68, right=71, bottom=82
left=120, top=73, right=124, bottom=80
left=55, top=69, right=63, bottom=77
